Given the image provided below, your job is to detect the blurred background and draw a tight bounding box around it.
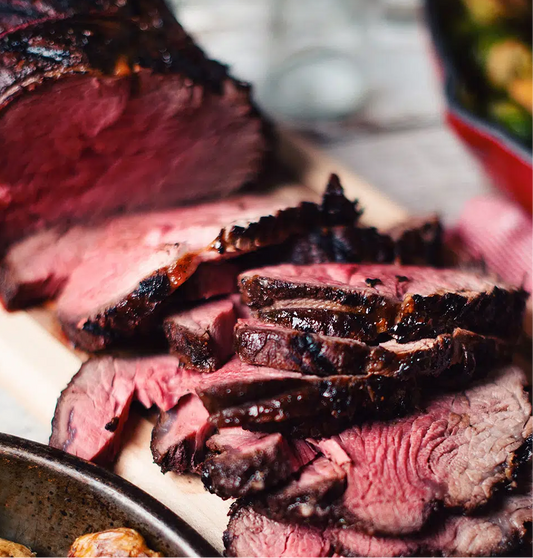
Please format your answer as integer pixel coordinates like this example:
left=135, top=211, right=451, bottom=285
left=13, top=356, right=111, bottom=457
left=165, top=0, right=531, bottom=220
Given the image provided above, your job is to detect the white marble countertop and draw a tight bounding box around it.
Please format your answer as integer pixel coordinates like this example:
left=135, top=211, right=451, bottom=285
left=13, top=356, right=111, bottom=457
left=1, top=0, right=491, bottom=444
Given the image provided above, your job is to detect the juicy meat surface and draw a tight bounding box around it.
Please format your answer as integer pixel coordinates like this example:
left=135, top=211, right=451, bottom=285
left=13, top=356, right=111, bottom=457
left=225, top=491, right=532, bottom=557
left=202, top=428, right=316, bottom=499
left=163, top=297, right=236, bottom=372
left=259, top=366, right=531, bottom=535
left=49, top=355, right=204, bottom=463
left=252, top=456, right=347, bottom=523
left=239, top=263, right=527, bottom=341
left=55, top=188, right=319, bottom=351
left=235, top=320, right=508, bottom=377
left=150, top=393, right=214, bottom=474
left=0, top=2, right=266, bottom=246
left=198, top=357, right=416, bottom=437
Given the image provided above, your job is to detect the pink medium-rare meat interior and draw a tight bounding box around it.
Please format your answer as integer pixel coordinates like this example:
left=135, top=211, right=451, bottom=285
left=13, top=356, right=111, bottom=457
left=0, top=69, right=264, bottom=244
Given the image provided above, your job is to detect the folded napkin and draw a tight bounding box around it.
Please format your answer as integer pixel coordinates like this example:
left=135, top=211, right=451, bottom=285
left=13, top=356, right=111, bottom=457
left=450, top=195, right=532, bottom=293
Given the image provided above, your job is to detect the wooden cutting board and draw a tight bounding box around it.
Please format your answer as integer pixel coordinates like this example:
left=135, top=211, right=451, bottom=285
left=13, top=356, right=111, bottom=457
left=0, top=131, right=410, bottom=554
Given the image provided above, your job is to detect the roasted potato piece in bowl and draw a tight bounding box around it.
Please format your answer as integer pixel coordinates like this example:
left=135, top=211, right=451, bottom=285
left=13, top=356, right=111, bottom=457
left=68, top=529, right=162, bottom=558
left=0, top=539, right=34, bottom=558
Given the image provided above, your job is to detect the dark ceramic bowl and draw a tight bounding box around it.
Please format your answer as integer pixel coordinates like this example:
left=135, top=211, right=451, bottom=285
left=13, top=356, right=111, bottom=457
left=423, top=0, right=533, bottom=213
left=0, top=433, right=218, bottom=557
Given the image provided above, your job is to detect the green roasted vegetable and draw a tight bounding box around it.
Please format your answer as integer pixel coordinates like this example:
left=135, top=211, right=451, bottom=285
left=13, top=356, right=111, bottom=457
left=488, top=99, right=532, bottom=142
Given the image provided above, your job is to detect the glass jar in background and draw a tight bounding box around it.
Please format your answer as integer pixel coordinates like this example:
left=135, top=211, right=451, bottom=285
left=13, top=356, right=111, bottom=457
left=258, top=0, right=370, bottom=123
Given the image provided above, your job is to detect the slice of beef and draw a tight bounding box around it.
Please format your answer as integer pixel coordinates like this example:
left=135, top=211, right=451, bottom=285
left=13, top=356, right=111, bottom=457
left=163, top=297, right=236, bottom=372
left=239, top=263, right=527, bottom=342
left=224, top=505, right=332, bottom=558
left=288, top=215, right=442, bottom=267
left=55, top=190, right=322, bottom=351
left=150, top=393, right=214, bottom=474
left=198, top=357, right=416, bottom=437
left=49, top=355, right=204, bottom=463
left=252, top=456, right=347, bottom=523
left=225, top=491, right=532, bottom=557
left=235, top=319, right=509, bottom=377
left=0, top=224, right=103, bottom=309
left=0, top=0, right=267, bottom=247
left=198, top=324, right=510, bottom=437
left=262, top=366, right=531, bottom=535
left=201, top=428, right=316, bottom=499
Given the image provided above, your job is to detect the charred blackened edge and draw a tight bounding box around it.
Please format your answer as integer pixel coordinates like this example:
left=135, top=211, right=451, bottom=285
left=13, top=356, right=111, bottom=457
left=64, top=271, right=174, bottom=352
left=0, top=2, right=250, bottom=109
left=151, top=409, right=193, bottom=475
left=163, top=322, right=218, bottom=372
left=212, top=202, right=321, bottom=255
left=255, top=306, right=390, bottom=343
left=250, top=458, right=348, bottom=524
left=239, top=275, right=390, bottom=311
left=204, top=374, right=417, bottom=438
left=201, top=439, right=298, bottom=500
left=395, top=287, right=529, bottom=342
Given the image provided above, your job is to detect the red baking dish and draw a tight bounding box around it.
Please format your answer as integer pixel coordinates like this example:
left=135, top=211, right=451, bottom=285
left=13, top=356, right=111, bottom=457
left=423, top=0, right=532, bottom=213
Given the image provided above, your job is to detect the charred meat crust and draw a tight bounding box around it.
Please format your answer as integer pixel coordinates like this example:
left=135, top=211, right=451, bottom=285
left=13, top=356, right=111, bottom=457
left=234, top=322, right=510, bottom=378
left=202, top=374, right=416, bottom=438
left=62, top=200, right=337, bottom=352
left=202, top=437, right=301, bottom=500
left=0, top=1, right=234, bottom=108
left=163, top=321, right=218, bottom=372
left=288, top=215, right=443, bottom=267
left=241, top=274, right=528, bottom=343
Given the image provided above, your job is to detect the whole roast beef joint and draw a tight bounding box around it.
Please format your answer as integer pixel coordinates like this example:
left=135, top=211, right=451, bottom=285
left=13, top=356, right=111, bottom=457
left=0, top=0, right=267, bottom=247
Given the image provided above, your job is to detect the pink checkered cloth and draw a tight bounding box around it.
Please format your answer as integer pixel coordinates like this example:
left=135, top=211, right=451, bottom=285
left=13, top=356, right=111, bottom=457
left=451, top=195, right=532, bottom=293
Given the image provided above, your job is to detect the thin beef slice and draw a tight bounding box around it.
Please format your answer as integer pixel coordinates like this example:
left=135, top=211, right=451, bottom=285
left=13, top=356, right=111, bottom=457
left=259, top=366, right=532, bottom=535
left=49, top=355, right=204, bottom=463
left=239, top=263, right=527, bottom=342
left=201, top=427, right=316, bottom=499
left=163, top=297, right=236, bottom=372
left=150, top=393, right=214, bottom=474
left=235, top=319, right=509, bottom=377
left=0, top=0, right=266, bottom=246
left=55, top=189, right=321, bottom=351
left=225, top=492, right=532, bottom=557
left=198, top=357, right=416, bottom=437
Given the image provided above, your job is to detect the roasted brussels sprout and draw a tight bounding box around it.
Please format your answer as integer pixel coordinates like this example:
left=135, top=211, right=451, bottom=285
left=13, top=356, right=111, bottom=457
left=489, top=99, right=532, bottom=142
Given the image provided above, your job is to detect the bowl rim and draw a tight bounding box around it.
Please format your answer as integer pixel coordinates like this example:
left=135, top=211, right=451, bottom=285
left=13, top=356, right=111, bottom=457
left=422, top=0, right=533, bottom=165
left=0, top=432, right=219, bottom=558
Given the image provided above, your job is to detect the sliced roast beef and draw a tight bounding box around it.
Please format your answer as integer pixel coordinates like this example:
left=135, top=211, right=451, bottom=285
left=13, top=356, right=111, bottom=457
left=150, top=393, right=214, bottom=474
left=252, top=456, right=347, bottom=523
left=225, top=491, right=532, bottom=557
left=55, top=190, right=321, bottom=351
left=201, top=428, right=316, bottom=499
left=235, top=320, right=508, bottom=377
left=0, top=0, right=267, bottom=247
left=256, top=366, right=531, bottom=535
left=198, top=357, right=416, bottom=437
left=163, top=297, right=236, bottom=372
left=288, top=215, right=443, bottom=267
left=49, top=355, right=204, bottom=463
left=224, top=505, right=331, bottom=558
left=240, top=263, right=527, bottom=342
